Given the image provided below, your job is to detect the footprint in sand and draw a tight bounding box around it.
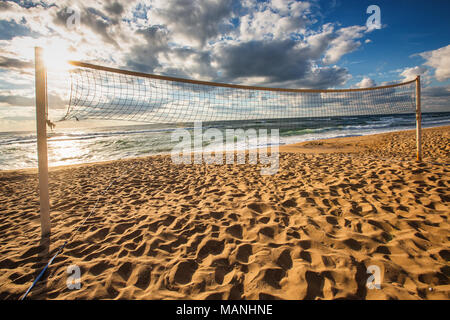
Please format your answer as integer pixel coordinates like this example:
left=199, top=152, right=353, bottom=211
left=262, top=268, right=286, bottom=289
left=225, top=224, right=243, bottom=239
left=299, top=250, right=312, bottom=263
left=281, top=199, right=297, bottom=208
left=117, top=261, right=133, bottom=281
left=305, top=271, right=324, bottom=300
left=197, top=239, right=225, bottom=259
left=343, top=238, right=362, bottom=251
left=173, top=260, right=198, bottom=284
left=211, top=258, right=233, bottom=284
left=247, top=202, right=271, bottom=214
left=134, top=266, right=152, bottom=289
left=89, top=261, right=111, bottom=276
left=236, top=244, right=252, bottom=263
left=258, top=226, right=275, bottom=238
left=276, top=249, right=293, bottom=270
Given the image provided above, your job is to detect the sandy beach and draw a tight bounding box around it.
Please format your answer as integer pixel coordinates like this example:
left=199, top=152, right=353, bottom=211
left=0, top=126, right=449, bottom=300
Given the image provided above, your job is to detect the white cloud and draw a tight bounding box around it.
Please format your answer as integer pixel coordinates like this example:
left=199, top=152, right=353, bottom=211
left=419, top=44, right=450, bottom=82
left=322, top=25, right=367, bottom=65
left=399, top=66, right=428, bottom=81
left=355, top=76, right=376, bottom=88
left=237, top=0, right=313, bottom=41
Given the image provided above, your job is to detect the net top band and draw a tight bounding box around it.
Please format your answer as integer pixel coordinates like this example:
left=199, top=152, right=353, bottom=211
left=68, top=60, right=417, bottom=94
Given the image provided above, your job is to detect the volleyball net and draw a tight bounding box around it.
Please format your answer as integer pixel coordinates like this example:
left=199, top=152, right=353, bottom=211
left=62, top=61, right=419, bottom=125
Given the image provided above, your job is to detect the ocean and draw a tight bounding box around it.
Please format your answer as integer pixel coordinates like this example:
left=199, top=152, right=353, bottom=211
left=1, top=112, right=449, bottom=170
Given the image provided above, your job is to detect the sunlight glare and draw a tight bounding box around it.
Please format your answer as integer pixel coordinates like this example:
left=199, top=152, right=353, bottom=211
left=42, top=41, right=76, bottom=73
left=48, top=138, right=85, bottom=167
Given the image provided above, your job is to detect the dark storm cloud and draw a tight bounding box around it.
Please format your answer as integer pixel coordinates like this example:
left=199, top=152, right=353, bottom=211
left=216, top=40, right=304, bottom=81
left=214, top=39, right=349, bottom=88
left=422, top=85, right=450, bottom=112
left=53, top=6, right=119, bottom=47
left=125, top=27, right=216, bottom=85
left=125, top=26, right=170, bottom=73
left=0, top=92, right=66, bottom=108
left=135, top=26, right=168, bottom=46
left=423, top=85, right=450, bottom=98
left=297, top=66, right=349, bottom=88
left=125, top=51, right=160, bottom=74
left=158, top=0, right=235, bottom=46
left=0, top=56, right=33, bottom=71
left=125, top=32, right=348, bottom=88
left=172, top=47, right=216, bottom=78
left=0, top=94, right=34, bottom=106
left=83, top=7, right=119, bottom=47
left=104, top=1, right=124, bottom=15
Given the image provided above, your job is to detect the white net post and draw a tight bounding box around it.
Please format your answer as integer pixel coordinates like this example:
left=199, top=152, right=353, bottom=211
left=35, top=46, right=51, bottom=237
left=415, top=76, right=422, bottom=162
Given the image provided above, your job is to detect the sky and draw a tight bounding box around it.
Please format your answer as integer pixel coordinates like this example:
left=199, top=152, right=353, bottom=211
left=0, top=0, right=449, bottom=132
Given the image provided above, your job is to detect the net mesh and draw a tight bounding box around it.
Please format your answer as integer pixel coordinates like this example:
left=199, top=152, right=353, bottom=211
left=62, top=62, right=417, bottom=124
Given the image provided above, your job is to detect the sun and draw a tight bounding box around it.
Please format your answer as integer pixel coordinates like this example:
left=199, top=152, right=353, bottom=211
left=42, top=40, right=76, bottom=72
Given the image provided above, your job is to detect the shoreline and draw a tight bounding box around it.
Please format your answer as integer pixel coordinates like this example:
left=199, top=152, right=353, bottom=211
left=2, top=125, right=449, bottom=175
